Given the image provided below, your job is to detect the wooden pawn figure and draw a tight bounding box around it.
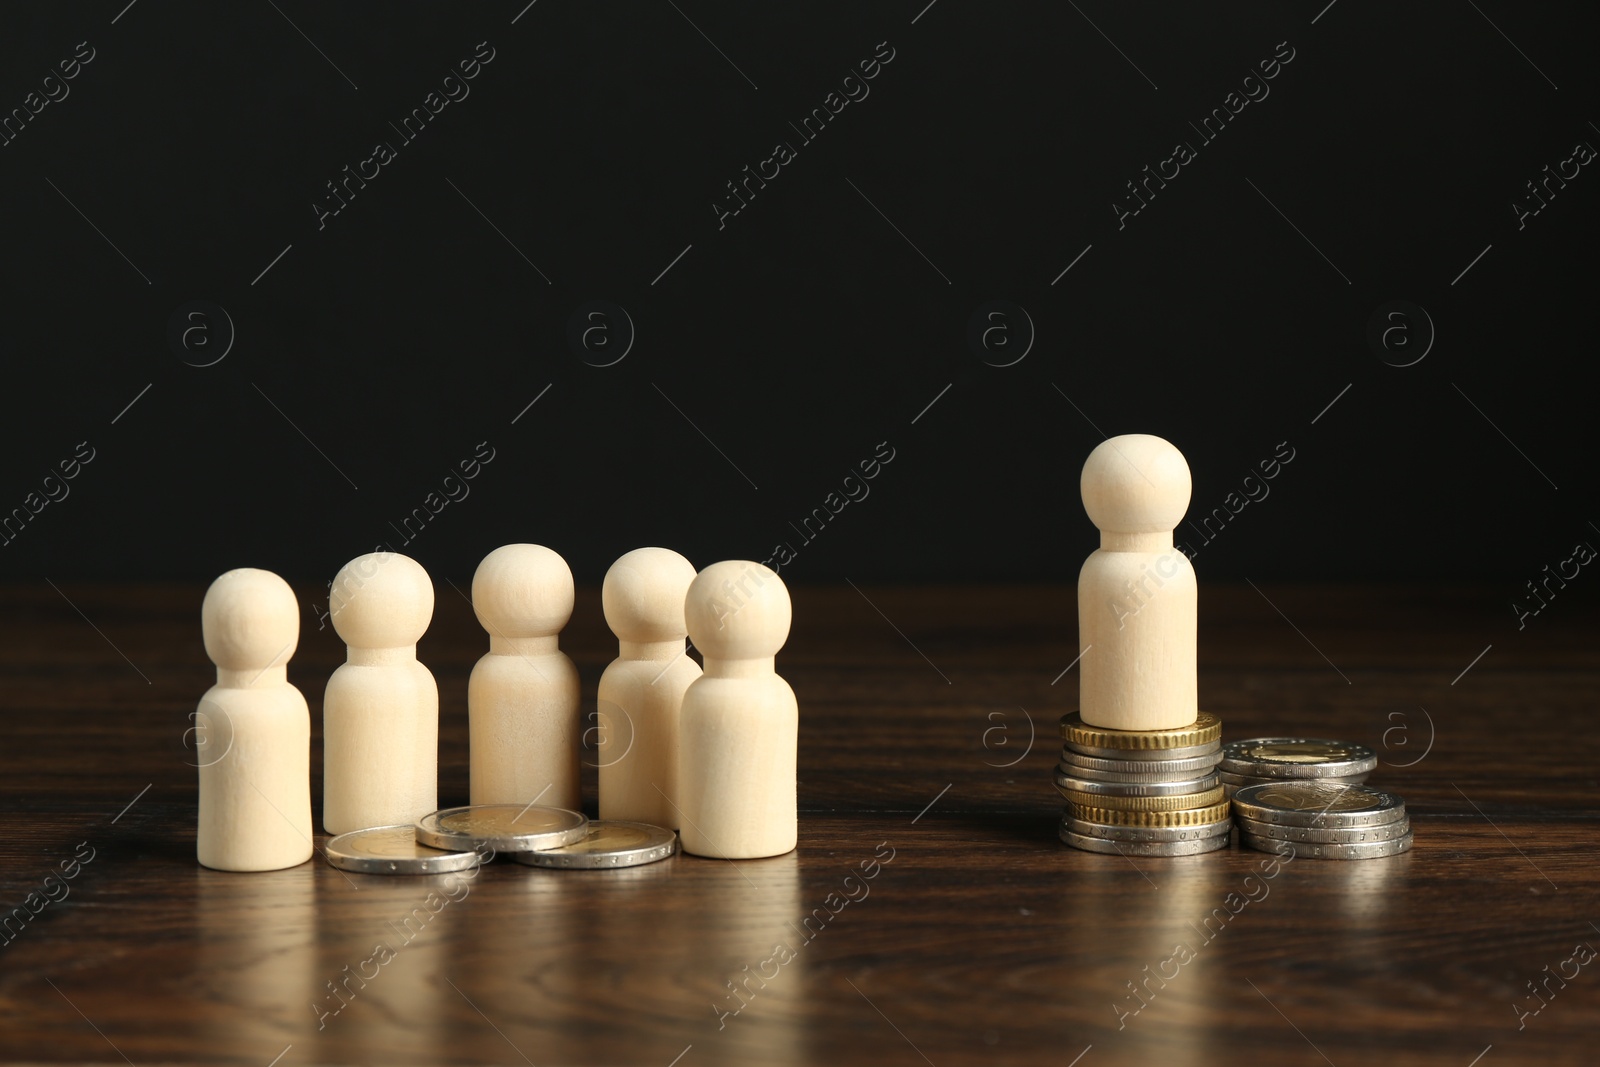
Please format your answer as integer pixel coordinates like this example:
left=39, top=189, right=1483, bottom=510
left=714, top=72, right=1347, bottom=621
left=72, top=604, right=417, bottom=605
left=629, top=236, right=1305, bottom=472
left=196, top=568, right=313, bottom=871
left=322, top=552, right=439, bottom=834
left=468, top=544, right=581, bottom=809
left=1078, top=433, right=1198, bottom=731
left=597, top=547, right=702, bottom=827
left=679, top=560, right=797, bottom=859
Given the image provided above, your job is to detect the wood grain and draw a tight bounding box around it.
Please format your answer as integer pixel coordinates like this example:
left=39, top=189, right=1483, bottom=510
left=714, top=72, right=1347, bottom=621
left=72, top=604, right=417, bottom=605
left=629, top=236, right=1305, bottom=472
left=1, top=582, right=1597, bottom=1065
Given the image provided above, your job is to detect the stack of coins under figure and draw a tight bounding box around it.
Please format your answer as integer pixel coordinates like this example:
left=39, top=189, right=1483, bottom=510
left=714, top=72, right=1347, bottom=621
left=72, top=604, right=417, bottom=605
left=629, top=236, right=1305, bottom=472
left=324, top=804, right=678, bottom=875
left=1232, top=781, right=1413, bottom=859
left=1217, top=738, right=1377, bottom=799
left=1054, top=712, right=1231, bottom=856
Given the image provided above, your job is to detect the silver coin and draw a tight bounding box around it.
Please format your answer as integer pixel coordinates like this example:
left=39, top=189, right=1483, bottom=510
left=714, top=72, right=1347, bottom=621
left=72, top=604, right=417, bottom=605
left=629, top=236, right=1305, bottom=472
left=1060, top=828, right=1232, bottom=856
left=1231, top=782, right=1406, bottom=829
left=1064, top=738, right=1221, bottom=762
left=325, top=824, right=483, bottom=875
left=1220, top=769, right=1368, bottom=787
left=1220, top=738, right=1377, bottom=779
left=1059, top=750, right=1222, bottom=777
left=1239, top=828, right=1413, bottom=859
left=512, top=821, right=678, bottom=869
left=1055, top=771, right=1221, bottom=798
left=1058, top=760, right=1220, bottom=785
left=1235, top=814, right=1411, bottom=845
left=416, top=804, right=588, bottom=853
left=1062, top=815, right=1233, bottom=844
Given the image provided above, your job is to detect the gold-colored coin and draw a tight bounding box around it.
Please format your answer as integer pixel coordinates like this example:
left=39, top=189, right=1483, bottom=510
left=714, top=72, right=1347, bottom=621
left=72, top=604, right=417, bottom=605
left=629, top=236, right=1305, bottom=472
left=1054, top=784, right=1225, bottom=812
left=1068, top=801, right=1233, bottom=827
left=1059, top=711, right=1222, bottom=751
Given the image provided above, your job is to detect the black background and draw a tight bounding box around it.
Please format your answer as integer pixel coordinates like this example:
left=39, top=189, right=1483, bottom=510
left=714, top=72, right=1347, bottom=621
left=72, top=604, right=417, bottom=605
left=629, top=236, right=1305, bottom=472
left=1, top=1, right=1595, bottom=588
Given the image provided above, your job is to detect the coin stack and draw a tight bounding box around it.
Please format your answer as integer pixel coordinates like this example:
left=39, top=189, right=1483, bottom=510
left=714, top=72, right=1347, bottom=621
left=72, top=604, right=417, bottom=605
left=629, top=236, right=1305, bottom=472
left=1054, top=711, right=1232, bottom=856
left=1232, top=780, right=1413, bottom=859
left=1217, top=738, right=1377, bottom=799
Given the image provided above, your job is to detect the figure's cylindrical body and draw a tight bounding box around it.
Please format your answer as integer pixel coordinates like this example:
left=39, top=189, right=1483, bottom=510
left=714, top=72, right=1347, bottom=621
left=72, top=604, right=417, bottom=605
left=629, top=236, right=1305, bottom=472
left=468, top=638, right=581, bottom=808
left=678, top=666, right=799, bottom=858
left=598, top=644, right=701, bottom=827
left=1078, top=542, right=1197, bottom=730
left=196, top=673, right=314, bottom=872
left=323, top=651, right=438, bottom=834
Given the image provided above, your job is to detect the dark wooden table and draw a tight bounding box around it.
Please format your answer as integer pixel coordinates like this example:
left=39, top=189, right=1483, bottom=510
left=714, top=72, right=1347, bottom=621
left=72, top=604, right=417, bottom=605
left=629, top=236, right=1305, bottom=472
left=2, top=583, right=1596, bottom=1066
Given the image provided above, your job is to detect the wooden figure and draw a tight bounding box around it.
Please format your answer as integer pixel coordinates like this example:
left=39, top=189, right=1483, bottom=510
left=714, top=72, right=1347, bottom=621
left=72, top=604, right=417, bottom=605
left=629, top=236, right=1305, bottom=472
left=322, top=552, right=438, bottom=834
left=597, top=547, right=702, bottom=828
left=1078, top=433, right=1198, bottom=731
left=679, top=560, right=797, bottom=859
left=468, top=544, right=581, bottom=810
left=196, top=568, right=313, bottom=871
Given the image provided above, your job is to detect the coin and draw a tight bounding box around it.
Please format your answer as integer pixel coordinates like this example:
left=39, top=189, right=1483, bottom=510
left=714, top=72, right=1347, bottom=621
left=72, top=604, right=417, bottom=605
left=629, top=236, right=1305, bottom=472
left=1060, top=760, right=1219, bottom=784
left=325, top=824, right=484, bottom=875
left=416, top=804, right=588, bottom=853
left=1059, top=750, right=1222, bottom=777
left=1069, top=801, right=1233, bottom=827
left=1060, top=711, right=1222, bottom=751
left=1059, top=828, right=1231, bottom=856
left=1220, top=738, right=1377, bottom=780
left=1055, top=785, right=1226, bottom=812
left=1065, top=738, right=1221, bottom=762
left=1219, top=769, right=1369, bottom=788
left=512, top=821, right=679, bottom=869
left=1235, top=814, right=1411, bottom=844
left=1054, top=771, right=1220, bottom=798
left=1063, top=815, right=1233, bottom=843
left=1238, top=829, right=1413, bottom=859
left=1230, top=782, right=1406, bottom=829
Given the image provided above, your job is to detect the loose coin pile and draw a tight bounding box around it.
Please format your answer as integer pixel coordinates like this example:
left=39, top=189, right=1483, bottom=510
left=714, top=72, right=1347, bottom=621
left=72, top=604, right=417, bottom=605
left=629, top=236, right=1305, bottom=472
left=326, top=804, right=678, bottom=875
left=1055, top=712, right=1231, bottom=856
left=1217, top=737, right=1376, bottom=798
left=1232, top=781, right=1413, bottom=859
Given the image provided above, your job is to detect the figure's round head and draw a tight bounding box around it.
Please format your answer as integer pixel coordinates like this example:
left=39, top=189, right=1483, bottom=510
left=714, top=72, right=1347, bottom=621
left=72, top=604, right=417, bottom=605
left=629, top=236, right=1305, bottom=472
left=603, top=547, right=696, bottom=644
left=685, top=560, right=790, bottom=659
left=202, top=568, right=299, bottom=671
left=1080, top=434, right=1192, bottom=533
left=471, top=543, right=573, bottom=639
left=329, top=552, right=434, bottom=647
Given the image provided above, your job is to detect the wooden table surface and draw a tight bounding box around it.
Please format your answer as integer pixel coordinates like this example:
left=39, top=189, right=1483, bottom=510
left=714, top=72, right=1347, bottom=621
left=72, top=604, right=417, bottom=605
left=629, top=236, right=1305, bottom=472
left=1, top=582, right=1596, bottom=1066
